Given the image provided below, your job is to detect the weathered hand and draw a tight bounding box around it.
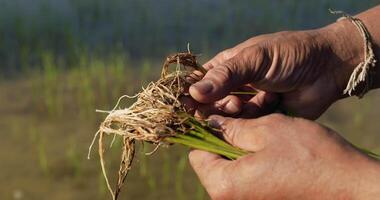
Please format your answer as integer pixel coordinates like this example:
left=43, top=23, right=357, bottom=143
left=188, top=21, right=364, bottom=119
left=189, top=114, right=380, bottom=200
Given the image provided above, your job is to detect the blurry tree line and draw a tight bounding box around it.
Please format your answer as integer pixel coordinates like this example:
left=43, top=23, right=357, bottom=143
left=0, top=0, right=378, bottom=76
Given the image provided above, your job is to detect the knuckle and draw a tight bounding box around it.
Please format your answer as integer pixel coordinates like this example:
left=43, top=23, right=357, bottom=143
left=209, top=64, right=233, bottom=83
left=223, top=118, right=245, bottom=142
left=217, top=48, right=234, bottom=60
left=237, top=46, right=268, bottom=80
left=238, top=46, right=262, bottom=62
left=259, top=113, right=288, bottom=126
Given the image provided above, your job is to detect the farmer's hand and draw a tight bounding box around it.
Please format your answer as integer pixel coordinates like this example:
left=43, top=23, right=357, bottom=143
left=189, top=114, right=380, bottom=200
left=188, top=19, right=367, bottom=119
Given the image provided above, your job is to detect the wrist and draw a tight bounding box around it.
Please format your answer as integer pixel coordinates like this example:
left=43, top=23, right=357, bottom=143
left=317, top=20, right=364, bottom=98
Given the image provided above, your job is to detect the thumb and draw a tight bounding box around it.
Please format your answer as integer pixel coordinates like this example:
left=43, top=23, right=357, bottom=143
left=188, top=150, right=232, bottom=198
left=190, top=46, right=268, bottom=103
left=208, top=115, right=266, bottom=152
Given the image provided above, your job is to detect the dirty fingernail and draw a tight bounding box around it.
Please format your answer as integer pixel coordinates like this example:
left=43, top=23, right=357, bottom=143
left=207, top=115, right=225, bottom=129
left=191, top=80, right=213, bottom=95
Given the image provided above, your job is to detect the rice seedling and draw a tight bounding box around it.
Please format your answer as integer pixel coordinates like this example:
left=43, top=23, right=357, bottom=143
left=92, top=59, right=108, bottom=106
left=161, top=149, right=171, bottom=190
left=98, top=171, right=108, bottom=198
left=37, top=138, right=50, bottom=176
left=41, top=51, right=60, bottom=116
left=89, top=51, right=380, bottom=200
left=109, top=53, right=128, bottom=100
left=77, top=57, right=96, bottom=118
left=175, top=155, right=187, bottom=200
left=66, top=139, right=82, bottom=178
left=140, top=60, right=152, bottom=85
left=138, top=144, right=157, bottom=193
left=29, top=127, right=50, bottom=176
left=89, top=51, right=248, bottom=200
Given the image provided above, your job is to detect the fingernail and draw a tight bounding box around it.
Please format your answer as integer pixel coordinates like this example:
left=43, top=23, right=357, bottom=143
left=225, top=101, right=240, bottom=114
left=195, top=110, right=206, bottom=119
left=192, top=80, right=213, bottom=94
left=207, top=115, right=225, bottom=129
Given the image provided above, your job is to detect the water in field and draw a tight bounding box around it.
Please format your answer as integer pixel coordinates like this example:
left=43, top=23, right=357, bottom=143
left=1, top=0, right=379, bottom=199
left=0, top=61, right=206, bottom=200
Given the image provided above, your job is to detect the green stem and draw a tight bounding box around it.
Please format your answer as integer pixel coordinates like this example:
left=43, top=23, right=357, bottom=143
left=188, top=129, right=242, bottom=153
left=181, top=109, right=380, bottom=161
left=165, top=134, right=245, bottom=160
left=189, top=126, right=247, bottom=155
left=177, top=134, right=246, bottom=157
left=176, top=115, right=249, bottom=159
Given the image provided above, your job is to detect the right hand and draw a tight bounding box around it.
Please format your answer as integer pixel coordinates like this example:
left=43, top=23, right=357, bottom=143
left=189, top=114, right=380, bottom=199
left=188, top=20, right=363, bottom=119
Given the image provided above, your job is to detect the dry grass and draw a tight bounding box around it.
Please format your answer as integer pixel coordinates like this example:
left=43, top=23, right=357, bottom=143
left=88, top=52, right=217, bottom=199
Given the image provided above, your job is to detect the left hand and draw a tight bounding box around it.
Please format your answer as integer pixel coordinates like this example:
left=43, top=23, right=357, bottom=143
left=186, top=25, right=364, bottom=119
left=189, top=114, right=380, bottom=200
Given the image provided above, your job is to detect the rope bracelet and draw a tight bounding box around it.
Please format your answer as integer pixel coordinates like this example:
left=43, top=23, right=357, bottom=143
left=329, top=9, right=377, bottom=98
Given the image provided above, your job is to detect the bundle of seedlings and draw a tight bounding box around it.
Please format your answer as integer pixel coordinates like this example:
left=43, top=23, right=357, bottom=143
left=89, top=51, right=380, bottom=200
left=88, top=52, right=248, bottom=200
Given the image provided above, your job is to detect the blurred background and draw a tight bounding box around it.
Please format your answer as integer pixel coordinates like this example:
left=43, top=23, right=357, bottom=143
left=1, top=0, right=379, bottom=199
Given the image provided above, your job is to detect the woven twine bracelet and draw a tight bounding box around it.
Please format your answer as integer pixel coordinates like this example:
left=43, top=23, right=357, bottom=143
left=330, top=9, right=377, bottom=98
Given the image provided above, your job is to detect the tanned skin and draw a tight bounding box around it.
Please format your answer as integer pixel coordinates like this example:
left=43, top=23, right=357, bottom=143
left=187, top=6, right=380, bottom=200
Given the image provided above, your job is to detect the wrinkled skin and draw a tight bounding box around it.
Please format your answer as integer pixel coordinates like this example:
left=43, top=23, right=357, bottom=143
left=189, top=114, right=380, bottom=200
left=187, top=5, right=380, bottom=200
left=188, top=26, right=363, bottom=119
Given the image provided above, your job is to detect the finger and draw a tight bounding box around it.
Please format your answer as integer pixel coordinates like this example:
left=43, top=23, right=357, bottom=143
left=179, top=96, right=199, bottom=114
left=187, top=49, right=236, bottom=84
left=202, top=34, right=272, bottom=70
left=208, top=115, right=267, bottom=152
left=202, top=48, right=236, bottom=70
left=195, top=91, right=278, bottom=119
left=188, top=150, right=230, bottom=192
left=189, top=46, right=268, bottom=104
left=239, top=91, right=279, bottom=118
left=196, top=95, right=242, bottom=118
left=186, top=70, right=205, bottom=83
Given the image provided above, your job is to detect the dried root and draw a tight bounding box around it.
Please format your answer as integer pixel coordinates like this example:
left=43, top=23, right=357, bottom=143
left=89, top=52, right=204, bottom=200
left=90, top=49, right=380, bottom=200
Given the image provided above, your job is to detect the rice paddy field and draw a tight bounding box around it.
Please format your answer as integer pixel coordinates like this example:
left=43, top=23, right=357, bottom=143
left=1, top=0, right=380, bottom=199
